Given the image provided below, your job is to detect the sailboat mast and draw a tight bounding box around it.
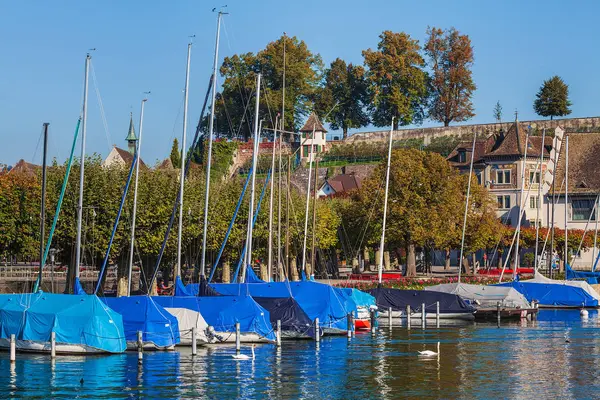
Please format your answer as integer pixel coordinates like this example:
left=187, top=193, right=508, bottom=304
left=457, top=132, right=477, bottom=283
left=127, top=99, right=147, bottom=296
left=277, top=119, right=283, bottom=280
left=176, top=42, right=192, bottom=280
left=564, top=135, right=569, bottom=275
left=310, top=156, right=319, bottom=278
left=200, top=11, right=224, bottom=279
left=513, top=124, right=529, bottom=280
left=377, top=119, right=394, bottom=284
left=36, top=123, right=49, bottom=291
left=534, top=129, right=546, bottom=271
left=267, top=115, right=279, bottom=281
left=593, top=196, right=599, bottom=271
left=301, top=126, right=316, bottom=276
left=241, top=73, right=262, bottom=283
left=74, top=54, right=90, bottom=284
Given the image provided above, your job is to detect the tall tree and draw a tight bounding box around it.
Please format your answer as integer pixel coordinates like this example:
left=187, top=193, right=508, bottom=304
left=315, top=58, right=370, bottom=139
left=362, top=31, right=429, bottom=130
left=424, top=27, right=476, bottom=127
left=533, top=75, right=572, bottom=120
left=212, top=35, right=323, bottom=140
left=170, top=138, right=181, bottom=168
left=493, top=101, right=502, bottom=123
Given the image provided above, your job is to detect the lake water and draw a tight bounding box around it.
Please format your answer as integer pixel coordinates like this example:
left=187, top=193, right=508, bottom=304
left=1, top=310, right=598, bottom=399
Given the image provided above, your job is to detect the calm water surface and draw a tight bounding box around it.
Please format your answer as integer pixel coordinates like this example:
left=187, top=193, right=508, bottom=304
left=1, top=310, right=599, bottom=399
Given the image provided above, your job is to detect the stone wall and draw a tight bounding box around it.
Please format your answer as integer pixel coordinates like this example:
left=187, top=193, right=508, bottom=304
left=341, top=116, right=600, bottom=145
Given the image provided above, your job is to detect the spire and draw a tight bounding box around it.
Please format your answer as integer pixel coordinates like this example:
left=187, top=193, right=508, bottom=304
left=514, top=110, right=522, bottom=154
left=126, top=112, right=137, bottom=154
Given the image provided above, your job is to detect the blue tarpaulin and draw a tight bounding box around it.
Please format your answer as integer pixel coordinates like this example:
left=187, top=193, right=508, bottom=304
left=152, top=295, right=275, bottom=342
left=566, top=265, right=600, bottom=285
left=0, top=293, right=126, bottom=353
left=102, top=296, right=180, bottom=348
left=210, top=281, right=356, bottom=333
left=496, top=280, right=599, bottom=307
left=339, top=288, right=376, bottom=308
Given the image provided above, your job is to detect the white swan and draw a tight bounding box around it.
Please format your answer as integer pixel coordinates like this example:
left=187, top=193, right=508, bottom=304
left=418, top=350, right=438, bottom=356
left=231, top=344, right=255, bottom=360
left=580, top=309, right=589, bottom=318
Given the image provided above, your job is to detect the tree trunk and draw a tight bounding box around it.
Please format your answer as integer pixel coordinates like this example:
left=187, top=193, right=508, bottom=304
left=462, top=256, right=470, bottom=275
left=444, top=248, right=451, bottom=270
left=384, top=251, right=391, bottom=271
left=290, top=257, right=299, bottom=281
left=343, top=127, right=348, bottom=140
left=222, top=260, right=230, bottom=283
left=406, top=244, right=417, bottom=277
left=444, top=119, right=450, bottom=127
left=393, top=119, right=399, bottom=131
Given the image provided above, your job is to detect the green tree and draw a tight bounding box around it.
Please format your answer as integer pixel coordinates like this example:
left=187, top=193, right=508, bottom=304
left=362, top=31, right=429, bottom=130
left=493, top=101, right=502, bottom=123
left=425, top=27, right=476, bottom=126
left=170, top=138, right=181, bottom=168
left=316, top=58, right=370, bottom=139
left=533, top=76, right=572, bottom=120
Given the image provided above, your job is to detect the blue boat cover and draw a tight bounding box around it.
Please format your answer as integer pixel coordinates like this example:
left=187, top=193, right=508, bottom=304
left=253, top=297, right=316, bottom=338
left=73, top=277, right=87, bottom=295
left=102, top=296, right=180, bottom=348
left=566, top=265, right=600, bottom=285
left=366, top=288, right=476, bottom=314
left=0, top=293, right=126, bottom=353
left=152, top=295, right=275, bottom=341
left=496, top=280, right=599, bottom=307
left=210, top=281, right=356, bottom=332
left=340, top=288, right=376, bottom=308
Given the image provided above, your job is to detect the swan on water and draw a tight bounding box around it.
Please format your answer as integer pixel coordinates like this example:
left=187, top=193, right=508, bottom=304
left=418, top=350, right=438, bottom=356
left=232, top=344, right=255, bottom=360
left=580, top=309, right=589, bottom=318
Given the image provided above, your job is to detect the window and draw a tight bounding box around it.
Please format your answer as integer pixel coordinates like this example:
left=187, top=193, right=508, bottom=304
left=303, top=145, right=309, bottom=156
left=476, top=172, right=482, bottom=185
left=529, top=171, right=541, bottom=184
left=497, top=195, right=511, bottom=209
left=496, top=169, right=511, bottom=184
left=572, top=198, right=596, bottom=221
left=458, top=150, right=466, bottom=163
left=530, top=196, right=539, bottom=209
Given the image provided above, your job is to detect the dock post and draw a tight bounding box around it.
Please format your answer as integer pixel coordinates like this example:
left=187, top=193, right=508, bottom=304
left=191, top=327, right=197, bottom=356
left=10, top=334, right=15, bottom=362
left=347, top=313, right=352, bottom=339
left=370, top=309, right=376, bottom=334
left=351, top=313, right=355, bottom=337
left=276, top=320, right=281, bottom=347
left=406, top=305, right=411, bottom=329
left=388, top=307, right=392, bottom=330
left=497, top=302, right=501, bottom=327
left=436, top=301, right=440, bottom=328
left=51, top=331, right=56, bottom=358
left=235, top=322, right=241, bottom=353
left=421, top=303, right=426, bottom=329
left=315, top=318, right=320, bottom=342
left=137, top=331, right=143, bottom=363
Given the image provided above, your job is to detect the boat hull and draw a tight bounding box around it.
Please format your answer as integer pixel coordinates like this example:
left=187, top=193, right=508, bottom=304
left=0, top=338, right=106, bottom=354
left=473, top=307, right=538, bottom=321
left=377, top=309, right=475, bottom=321
left=355, top=318, right=371, bottom=330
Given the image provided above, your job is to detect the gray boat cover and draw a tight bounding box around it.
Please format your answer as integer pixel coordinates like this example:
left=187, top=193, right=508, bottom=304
left=425, top=283, right=531, bottom=308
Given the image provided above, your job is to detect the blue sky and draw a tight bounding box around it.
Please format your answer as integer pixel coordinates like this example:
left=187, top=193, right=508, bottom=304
left=1, top=0, right=599, bottom=166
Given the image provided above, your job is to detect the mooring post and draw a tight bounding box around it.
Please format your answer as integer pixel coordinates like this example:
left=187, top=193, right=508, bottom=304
left=497, top=301, right=501, bottom=327
left=436, top=301, right=440, bottom=328
left=347, top=313, right=352, bottom=339
left=10, top=334, right=15, bottom=362
left=137, top=331, right=143, bottom=363
left=276, top=320, right=281, bottom=347
left=421, top=303, right=426, bottom=329
left=235, top=322, right=241, bottom=353
left=51, top=331, right=56, bottom=358
left=351, top=313, right=355, bottom=337
left=315, top=318, right=320, bottom=342
left=191, top=327, right=197, bottom=356
left=406, top=305, right=411, bottom=329
left=370, top=308, right=376, bottom=334
left=388, top=307, right=392, bottom=329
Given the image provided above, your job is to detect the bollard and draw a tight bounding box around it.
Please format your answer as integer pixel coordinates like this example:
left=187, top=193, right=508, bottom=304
left=406, top=305, right=411, bottom=329
left=137, top=331, right=143, bottom=363
left=51, top=331, right=56, bottom=358
left=497, top=302, right=501, bottom=327
left=436, top=301, right=440, bottom=328
left=10, top=334, right=15, bottom=362
left=276, top=320, right=281, bottom=347
left=370, top=309, right=376, bottom=334
left=191, top=327, right=197, bottom=356
left=421, top=303, right=426, bottom=329
left=351, top=313, right=355, bottom=337
left=235, top=322, right=241, bottom=353
left=388, top=307, right=392, bottom=329
left=347, top=313, right=352, bottom=339
left=315, top=318, right=320, bottom=342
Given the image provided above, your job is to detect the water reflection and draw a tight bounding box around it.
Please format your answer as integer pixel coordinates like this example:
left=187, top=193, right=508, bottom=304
left=1, top=310, right=599, bottom=399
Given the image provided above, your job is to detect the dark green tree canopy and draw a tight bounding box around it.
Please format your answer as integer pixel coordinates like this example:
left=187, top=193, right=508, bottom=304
left=362, top=31, right=429, bottom=130
left=170, top=138, right=181, bottom=168
left=533, top=75, right=572, bottom=120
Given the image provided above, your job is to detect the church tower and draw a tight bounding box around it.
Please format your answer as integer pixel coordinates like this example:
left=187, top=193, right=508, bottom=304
left=126, top=112, right=137, bottom=154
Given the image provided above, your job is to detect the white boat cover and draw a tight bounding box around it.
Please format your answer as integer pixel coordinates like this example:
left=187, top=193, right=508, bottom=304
left=425, top=283, right=531, bottom=308
left=164, top=307, right=209, bottom=345
left=531, top=271, right=600, bottom=301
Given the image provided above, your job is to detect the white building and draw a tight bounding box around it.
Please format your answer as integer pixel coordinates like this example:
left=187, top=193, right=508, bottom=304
left=102, top=113, right=146, bottom=168
left=299, top=112, right=327, bottom=160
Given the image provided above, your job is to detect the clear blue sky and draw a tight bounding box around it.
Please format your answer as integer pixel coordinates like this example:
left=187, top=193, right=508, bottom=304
left=1, top=0, right=599, bottom=166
